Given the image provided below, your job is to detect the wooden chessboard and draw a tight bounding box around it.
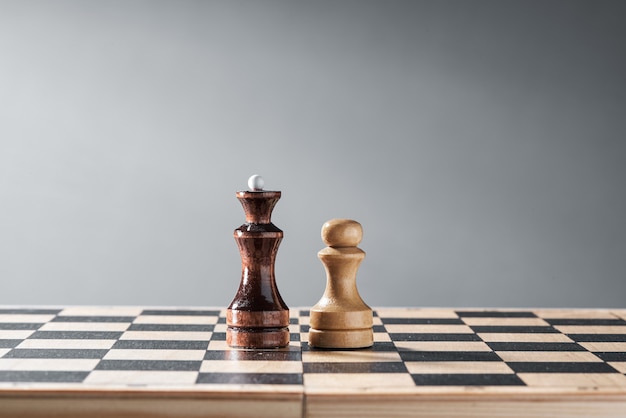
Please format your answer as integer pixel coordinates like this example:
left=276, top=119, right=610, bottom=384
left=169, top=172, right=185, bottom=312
left=1, top=307, right=625, bottom=417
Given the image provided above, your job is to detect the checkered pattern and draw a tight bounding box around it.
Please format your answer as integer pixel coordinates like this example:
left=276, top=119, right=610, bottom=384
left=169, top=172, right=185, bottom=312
left=1, top=307, right=625, bottom=392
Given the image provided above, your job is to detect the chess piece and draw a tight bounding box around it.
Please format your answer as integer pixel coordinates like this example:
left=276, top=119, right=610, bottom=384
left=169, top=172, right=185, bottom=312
left=226, top=175, right=290, bottom=348
left=308, top=219, right=373, bottom=348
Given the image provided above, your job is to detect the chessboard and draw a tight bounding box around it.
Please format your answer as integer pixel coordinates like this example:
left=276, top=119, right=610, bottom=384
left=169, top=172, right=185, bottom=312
left=1, top=307, right=625, bottom=418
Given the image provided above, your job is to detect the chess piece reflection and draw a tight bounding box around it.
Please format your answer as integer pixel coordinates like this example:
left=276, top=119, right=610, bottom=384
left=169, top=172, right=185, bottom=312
left=308, top=219, right=373, bottom=349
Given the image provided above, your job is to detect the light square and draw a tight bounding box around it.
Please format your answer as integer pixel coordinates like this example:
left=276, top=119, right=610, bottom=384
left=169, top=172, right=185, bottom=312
left=405, top=361, right=513, bottom=374
left=0, top=358, right=99, bottom=371
left=519, top=373, right=626, bottom=387
left=534, top=310, right=618, bottom=319
left=304, top=373, right=414, bottom=388
left=461, top=317, right=549, bottom=326
left=553, top=325, right=626, bottom=334
left=609, top=362, right=626, bottom=373
left=374, top=332, right=391, bottom=342
left=57, top=307, right=143, bottom=317
left=104, top=349, right=206, bottom=361
left=39, top=322, right=130, bottom=332
left=84, top=370, right=198, bottom=385
left=382, top=308, right=461, bottom=319
left=207, top=340, right=230, bottom=351
left=478, top=333, right=573, bottom=343
left=16, top=339, right=116, bottom=349
left=133, top=315, right=218, bottom=325
left=0, top=315, right=55, bottom=323
left=212, top=323, right=228, bottom=333
left=302, top=351, right=401, bottom=363
left=394, top=341, right=491, bottom=352
left=200, top=360, right=302, bottom=374
left=384, top=324, right=474, bottom=334
left=0, top=330, right=35, bottom=340
left=119, top=331, right=212, bottom=341
left=579, top=342, right=626, bottom=352
left=375, top=308, right=458, bottom=319
left=496, top=351, right=602, bottom=362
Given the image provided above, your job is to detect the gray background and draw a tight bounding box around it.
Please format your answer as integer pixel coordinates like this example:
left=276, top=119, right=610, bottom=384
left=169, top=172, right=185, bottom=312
left=1, top=1, right=625, bottom=308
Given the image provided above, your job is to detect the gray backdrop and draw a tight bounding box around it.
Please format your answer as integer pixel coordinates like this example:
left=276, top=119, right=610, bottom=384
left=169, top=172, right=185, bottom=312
left=1, top=1, right=625, bottom=308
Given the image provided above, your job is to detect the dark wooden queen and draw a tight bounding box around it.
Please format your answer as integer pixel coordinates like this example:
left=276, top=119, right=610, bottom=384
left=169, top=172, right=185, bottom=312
left=226, top=180, right=290, bottom=348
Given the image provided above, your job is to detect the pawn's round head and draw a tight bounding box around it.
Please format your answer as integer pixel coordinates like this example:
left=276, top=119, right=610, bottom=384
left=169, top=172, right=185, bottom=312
left=247, top=174, right=265, bottom=191
left=321, top=219, right=363, bottom=247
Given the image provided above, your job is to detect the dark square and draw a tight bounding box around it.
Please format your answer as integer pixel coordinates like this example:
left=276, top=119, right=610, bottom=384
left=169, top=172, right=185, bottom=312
left=544, top=319, right=626, bottom=326
left=382, top=318, right=464, bottom=325
left=95, top=360, right=201, bottom=371
left=456, top=311, right=537, bottom=318
left=304, top=362, right=407, bottom=373
left=204, top=350, right=301, bottom=361
left=0, top=339, right=22, bottom=349
left=197, top=372, right=302, bottom=385
left=3, top=349, right=108, bottom=359
left=112, top=340, right=209, bottom=350
left=568, top=334, right=626, bottom=342
left=210, top=332, right=226, bottom=341
left=508, top=362, right=618, bottom=373
left=470, top=326, right=558, bottom=334
left=592, top=352, right=626, bottom=362
left=411, top=373, right=525, bottom=386
left=0, top=309, right=61, bottom=315
left=399, top=351, right=502, bottom=362
left=0, top=323, right=43, bottom=330
left=488, top=342, right=586, bottom=352
left=0, top=371, right=89, bottom=383
left=140, top=309, right=220, bottom=316
left=390, top=333, right=482, bottom=342
left=30, top=331, right=124, bottom=340
left=373, top=342, right=398, bottom=352
left=52, top=316, right=135, bottom=323
left=127, top=324, right=214, bottom=332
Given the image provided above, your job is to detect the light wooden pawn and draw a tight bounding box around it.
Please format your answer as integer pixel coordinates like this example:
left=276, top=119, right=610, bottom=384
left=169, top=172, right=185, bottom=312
left=308, top=219, right=373, bottom=348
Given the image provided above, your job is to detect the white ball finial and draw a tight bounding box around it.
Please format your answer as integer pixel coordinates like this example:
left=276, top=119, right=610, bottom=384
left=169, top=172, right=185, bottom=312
left=248, top=174, right=265, bottom=191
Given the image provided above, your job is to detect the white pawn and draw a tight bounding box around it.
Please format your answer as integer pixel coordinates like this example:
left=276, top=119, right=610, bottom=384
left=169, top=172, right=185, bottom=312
left=248, top=174, right=264, bottom=191
left=308, top=219, right=373, bottom=349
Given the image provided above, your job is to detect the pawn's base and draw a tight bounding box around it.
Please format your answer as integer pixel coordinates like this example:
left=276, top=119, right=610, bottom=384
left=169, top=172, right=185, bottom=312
left=308, top=328, right=373, bottom=349
left=227, top=327, right=290, bottom=349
